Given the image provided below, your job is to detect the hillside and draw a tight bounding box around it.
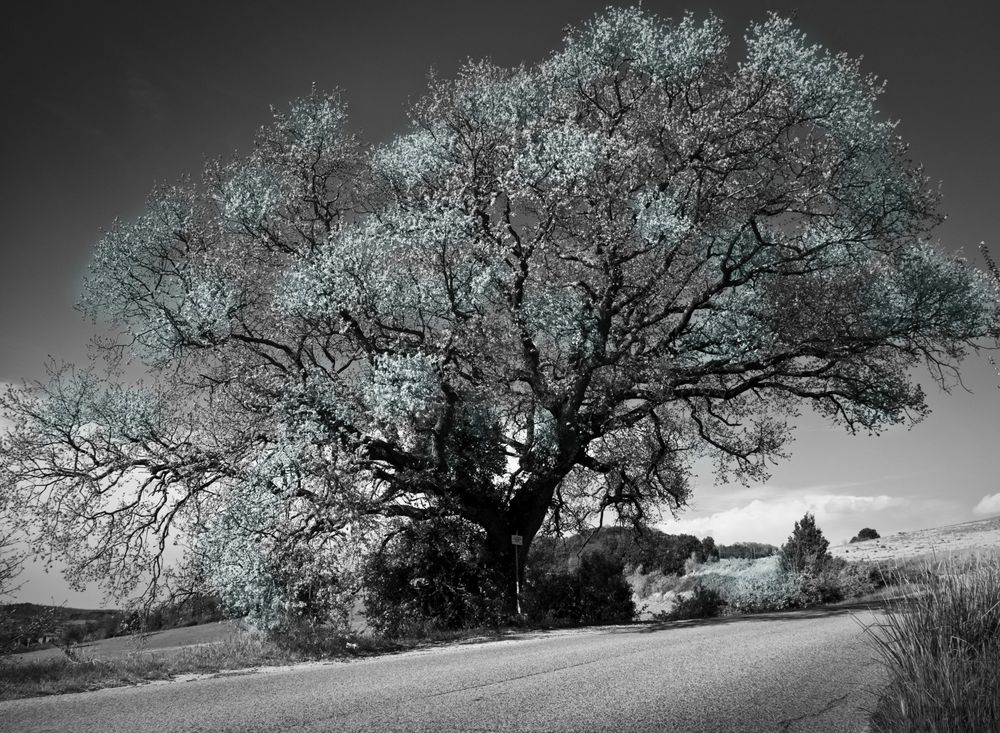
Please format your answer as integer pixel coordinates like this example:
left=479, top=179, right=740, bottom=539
left=831, top=515, right=1000, bottom=562
left=0, top=603, right=119, bottom=625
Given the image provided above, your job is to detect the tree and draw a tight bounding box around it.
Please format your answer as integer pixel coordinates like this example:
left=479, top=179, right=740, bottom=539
left=850, top=527, right=880, bottom=543
left=699, top=536, right=719, bottom=564
left=781, top=513, right=831, bottom=574
left=1, top=8, right=997, bottom=617
left=0, top=527, right=25, bottom=598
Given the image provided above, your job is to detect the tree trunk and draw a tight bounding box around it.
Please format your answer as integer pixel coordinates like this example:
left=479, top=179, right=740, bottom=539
left=481, top=501, right=551, bottom=618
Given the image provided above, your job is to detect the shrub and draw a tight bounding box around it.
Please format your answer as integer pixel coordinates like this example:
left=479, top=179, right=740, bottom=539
left=661, top=584, right=723, bottom=621
left=626, top=567, right=681, bottom=600
left=780, top=512, right=831, bottom=574
left=362, top=518, right=504, bottom=637
left=692, top=556, right=801, bottom=613
left=850, top=527, right=881, bottom=543
left=524, top=553, right=636, bottom=626
left=834, top=560, right=883, bottom=598
left=796, top=556, right=847, bottom=605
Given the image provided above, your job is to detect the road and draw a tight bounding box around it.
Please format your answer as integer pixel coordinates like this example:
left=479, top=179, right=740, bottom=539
left=1, top=606, right=886, bottom=732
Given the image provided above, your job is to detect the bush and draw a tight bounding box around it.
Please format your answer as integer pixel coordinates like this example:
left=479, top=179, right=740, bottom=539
left=626, top=567, right=681, bottom=600
left=690, top=556, right=801, bottom=613
left=796, top=556, right=847, bottom=605
left=850, top=527, right=881, bottom=543
left=524, top=553, right=636, bottom=626
left=834, top=560, right=883, bottom=598
left=660, top=584, right=723, bottom=621
left=362, top=518, right=504, bottom=637
left=780, top=512, right=831, bottom=574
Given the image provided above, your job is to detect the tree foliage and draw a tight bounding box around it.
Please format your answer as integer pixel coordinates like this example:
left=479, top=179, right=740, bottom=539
left=780, top=512, right=831, bottom=574
left=524, top=552, right=635, bottom=626
left=1, top=8, right=997, bottom=615
left=0, top=527, right=24, bottom=598
left=850, top=527, right=880, bottom=543
left=361, top=518, right=504, bottom=636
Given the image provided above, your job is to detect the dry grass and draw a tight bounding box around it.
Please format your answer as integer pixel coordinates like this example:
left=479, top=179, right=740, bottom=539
left=863, top=553, right=1000, bottom=732
left=0, top=622, right=511, bottom=701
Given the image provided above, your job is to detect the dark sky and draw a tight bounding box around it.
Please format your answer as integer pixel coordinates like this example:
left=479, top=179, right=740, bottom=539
left=1, top=0, right=997, bottom=380
left=2, top=0, right=999, bottom=604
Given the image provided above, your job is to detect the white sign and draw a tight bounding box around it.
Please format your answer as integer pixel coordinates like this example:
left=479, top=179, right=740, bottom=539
left=511, top=534, right=523, bottom=546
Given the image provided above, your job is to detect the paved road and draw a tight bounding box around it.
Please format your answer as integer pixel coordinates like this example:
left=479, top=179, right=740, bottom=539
left=1, top=606, right=885, bottom=732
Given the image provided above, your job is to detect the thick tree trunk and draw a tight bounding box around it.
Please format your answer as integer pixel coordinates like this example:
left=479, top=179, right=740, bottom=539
left=480, top=496, right=552, bottom=618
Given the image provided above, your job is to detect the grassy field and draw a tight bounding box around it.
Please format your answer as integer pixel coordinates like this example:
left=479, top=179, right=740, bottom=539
left=0, top=620, right=515, bottom=701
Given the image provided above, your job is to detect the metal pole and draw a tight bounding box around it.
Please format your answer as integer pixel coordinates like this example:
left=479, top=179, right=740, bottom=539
left=514, top=538, right=522, bottom=616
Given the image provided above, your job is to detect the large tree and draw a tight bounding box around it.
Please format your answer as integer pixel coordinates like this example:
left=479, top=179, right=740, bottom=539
left=2, top=8, right=996, bottom=616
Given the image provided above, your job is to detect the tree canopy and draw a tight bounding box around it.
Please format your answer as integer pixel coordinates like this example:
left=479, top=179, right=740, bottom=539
left=2, top=8, right=996, bottom=617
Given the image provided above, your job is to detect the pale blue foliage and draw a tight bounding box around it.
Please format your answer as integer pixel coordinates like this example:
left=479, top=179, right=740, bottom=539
left=143, top=272, right=240, bottom=351
left=196, top=480, right=287, bottom=630
left=741, top=15, right=924, bottom=230
left=680, top=282, right=771, bottom=362
left=872, top=243, right=1000, bottom=338
left=32, top=370, right=163, bottom=443
left=691, top=556, right=801, bottom=612
left=549, top=7, right=727, bottom=85
left=273, top=374, right=356, bottom=438
left=456, top=71, right=548, bottom=128
left=523, top=286, right=596, bottom=354
left=373, top=126, right=455, bottom=187
left=85, top=190, right=194, bottom=313
left=633, top=188, right=693, bottom=246
left=219, top=164, right=281, bottom=230
left=278, top=203, right=484, bottom=321
left=744, top=15, right=882, bottom=144
left=512, top=123, right=600, bottom=187
left=277, top=231, right=362, bottom=318
left=275, top=92, right=347, bottom=154
left=178, top=274, right=240, bottom=340
left=96, top=386, right=163, bottom=442
left=363, top=352, right=441, bottom=426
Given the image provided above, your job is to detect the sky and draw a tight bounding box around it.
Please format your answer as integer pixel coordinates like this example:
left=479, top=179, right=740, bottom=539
left=1, top=0, right=999, bottom=607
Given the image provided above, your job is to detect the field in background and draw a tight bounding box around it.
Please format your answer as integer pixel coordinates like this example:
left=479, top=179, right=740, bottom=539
left=831, top=515, right=1000, bottom=563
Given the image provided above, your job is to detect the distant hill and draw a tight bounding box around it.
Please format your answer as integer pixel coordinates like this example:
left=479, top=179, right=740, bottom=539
left=832, top=515, right=1000, bottom=563
left=0, top=603, right=120, bottom=624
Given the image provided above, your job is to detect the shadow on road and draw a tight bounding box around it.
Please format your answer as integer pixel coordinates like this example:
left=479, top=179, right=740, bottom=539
left=623, top=598, right=895, bottom=634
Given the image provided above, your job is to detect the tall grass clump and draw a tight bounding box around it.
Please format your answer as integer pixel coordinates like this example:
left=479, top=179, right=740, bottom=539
left=866, top=555, right=1000, bottom=732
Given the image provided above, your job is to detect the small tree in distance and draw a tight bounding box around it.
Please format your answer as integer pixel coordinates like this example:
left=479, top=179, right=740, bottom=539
left=780, top=513, right=831, bottom=574
left=850, top=527, right=880, bottom=543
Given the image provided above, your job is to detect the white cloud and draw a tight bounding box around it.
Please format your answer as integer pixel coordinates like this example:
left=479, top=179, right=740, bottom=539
left=973, top=493, right=1000, bottom=516
left=659, top=493, right=909, bottom=546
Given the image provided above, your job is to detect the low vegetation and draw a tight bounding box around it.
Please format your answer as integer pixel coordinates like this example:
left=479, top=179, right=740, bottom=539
left=864, top=554, right=1000, bottom=732
left=0, top=622, right=510, bottom=701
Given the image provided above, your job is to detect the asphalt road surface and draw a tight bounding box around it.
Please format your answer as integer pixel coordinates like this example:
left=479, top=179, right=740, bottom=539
left=1, top=606, right=886, bottom=732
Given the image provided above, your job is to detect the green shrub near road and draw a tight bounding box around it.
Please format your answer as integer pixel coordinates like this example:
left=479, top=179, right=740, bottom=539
left=524, top=553, right=636, bottom=626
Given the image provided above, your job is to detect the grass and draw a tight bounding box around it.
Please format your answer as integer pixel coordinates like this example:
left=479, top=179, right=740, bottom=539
left=863, top=553, right=1000, bottom=732
left=0, top=623, right=511, bottom=701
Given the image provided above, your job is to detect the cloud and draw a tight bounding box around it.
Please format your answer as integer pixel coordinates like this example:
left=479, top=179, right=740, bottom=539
left=659, top=493, right=909, bottom=546
left=973, top=493, right=1000, bottom=516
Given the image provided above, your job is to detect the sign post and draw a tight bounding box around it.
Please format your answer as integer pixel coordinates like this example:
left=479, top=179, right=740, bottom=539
left=511, top=533, right=523, bottom=616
